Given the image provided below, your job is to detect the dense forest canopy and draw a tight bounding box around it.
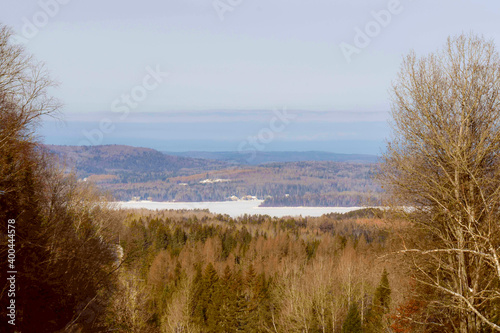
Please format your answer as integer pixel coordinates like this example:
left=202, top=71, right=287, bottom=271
left=103, top=208, right=405, bottom=332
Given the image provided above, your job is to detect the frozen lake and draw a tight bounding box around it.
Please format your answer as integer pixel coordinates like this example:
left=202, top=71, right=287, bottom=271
left=114, top=200, right=365, bottom=218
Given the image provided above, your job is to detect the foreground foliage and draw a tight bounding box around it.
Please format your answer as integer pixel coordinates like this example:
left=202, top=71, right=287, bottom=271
left=380, top=33, right=500, bottom=331
left=0, top=25, right=120, bottom=332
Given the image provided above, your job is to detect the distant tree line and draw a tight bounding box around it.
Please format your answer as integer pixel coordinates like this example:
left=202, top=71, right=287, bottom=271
left=94, top=161, right=382, bottom=206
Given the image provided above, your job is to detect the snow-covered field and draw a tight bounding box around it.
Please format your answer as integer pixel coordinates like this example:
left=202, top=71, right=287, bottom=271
left=114, top=200, right=364, bottom=218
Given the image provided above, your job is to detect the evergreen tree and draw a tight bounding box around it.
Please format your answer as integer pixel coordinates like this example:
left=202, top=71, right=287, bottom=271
left=204, top=263, right=222, bottom=332
left=220, top=265, right=238, bottom=332
left=153, top=223, right=170, bottom=250
left=230, top=269, right=250, bottom=331
left=189, top=264, right=205, bottom=327
left=246, top=263, right=257, bottom=287
left=173, top=261, right=182, bottom=287
left=245, top=264, right=259, bottom=332
left=189, top=263, right=223, bottom=331
left=250, top=272, right=274, bottom=332
left=366, top=269, right=391, bottom=332
left=342, top=303, right=363, bottom=333
left=374, top=269, right=391, bottom=311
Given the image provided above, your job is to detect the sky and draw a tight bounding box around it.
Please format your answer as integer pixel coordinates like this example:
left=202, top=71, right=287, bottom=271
left=2, top=0, right=500, bottom=154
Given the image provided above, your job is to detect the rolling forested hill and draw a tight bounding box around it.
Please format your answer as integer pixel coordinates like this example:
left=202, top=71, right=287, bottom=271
left=46, top=145, right=382, bottom=206
left=46, top=144, right=229, bottom=181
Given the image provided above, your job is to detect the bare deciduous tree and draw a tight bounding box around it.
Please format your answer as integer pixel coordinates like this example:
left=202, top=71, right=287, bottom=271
left=380, top=33, right=500, bottom=332
left=0, top=25, right=60, bottom=146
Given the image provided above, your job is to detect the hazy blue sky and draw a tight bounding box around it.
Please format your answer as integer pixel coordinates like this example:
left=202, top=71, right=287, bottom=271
left=2, top=0, right=500, bottom=153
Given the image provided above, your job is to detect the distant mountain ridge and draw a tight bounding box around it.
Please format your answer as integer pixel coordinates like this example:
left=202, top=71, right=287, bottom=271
left=163, top=151, right=379, bottom=165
